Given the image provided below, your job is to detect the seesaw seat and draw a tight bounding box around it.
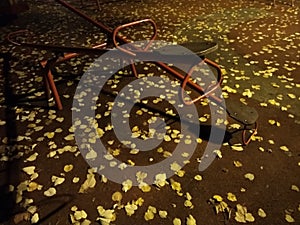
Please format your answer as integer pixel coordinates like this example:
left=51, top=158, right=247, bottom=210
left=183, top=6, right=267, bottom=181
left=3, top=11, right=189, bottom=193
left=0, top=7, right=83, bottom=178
left=153, top=41, right=259, bottom=129
left=155, top=42, right=218, bottom=57
left=172, top=41, right=258, bottom=145
left=225, top=100, right=258, bottom=126
left=181, top=42, right=218, bottom=57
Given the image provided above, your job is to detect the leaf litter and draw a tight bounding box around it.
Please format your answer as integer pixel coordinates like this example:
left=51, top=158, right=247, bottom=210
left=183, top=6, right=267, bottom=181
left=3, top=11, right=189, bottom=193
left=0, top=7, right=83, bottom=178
left=1, top=0, right=299, bottom=224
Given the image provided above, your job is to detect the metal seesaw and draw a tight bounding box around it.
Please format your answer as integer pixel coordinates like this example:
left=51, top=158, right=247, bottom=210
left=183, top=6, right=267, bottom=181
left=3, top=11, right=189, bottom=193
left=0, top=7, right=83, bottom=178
left=7, top=0, right=258, bottom=145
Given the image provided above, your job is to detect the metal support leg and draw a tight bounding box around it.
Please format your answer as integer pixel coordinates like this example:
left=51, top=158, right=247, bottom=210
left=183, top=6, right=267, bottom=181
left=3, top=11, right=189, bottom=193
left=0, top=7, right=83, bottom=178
left=40, top=60, right=63, bottom=110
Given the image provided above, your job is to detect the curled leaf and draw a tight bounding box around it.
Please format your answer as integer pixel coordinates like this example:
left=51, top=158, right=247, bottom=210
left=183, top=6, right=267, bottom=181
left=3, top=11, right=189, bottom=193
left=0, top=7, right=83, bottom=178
left=64, top=164, right=74, bottom=172
left=213, top=195, right=223, bottom=202
left=112, top=192, right=122, bottom=202
left=244, top=173, right=255, bottom=181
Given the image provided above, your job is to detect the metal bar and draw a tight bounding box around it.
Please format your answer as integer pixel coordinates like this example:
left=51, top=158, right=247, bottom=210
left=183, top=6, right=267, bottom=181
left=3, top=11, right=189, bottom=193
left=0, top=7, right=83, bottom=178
left=242, top=122, right=258, bottom=145
left=55, top=0, right=115, bottom=37
left=40, top=59, right=63, bottom=110
left=112, top=18, right=158, bottom=55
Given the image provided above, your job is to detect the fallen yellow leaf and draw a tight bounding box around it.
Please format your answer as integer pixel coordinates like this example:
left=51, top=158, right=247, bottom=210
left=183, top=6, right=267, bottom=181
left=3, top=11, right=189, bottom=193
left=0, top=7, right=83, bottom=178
left=144, top=210, right=155, bottom=221
left=22, top=166, right=36, bottom=175
left=79, top=173, right=96, bottom=193
left=159, top=210, right=168, bottom=218
left=51, top=176, right=65, bottom=186
left=73, top=177, right=80, bottom=183
left=170, top=162, right=181, bottom=171
left=291, top=185, right=299, bottom=192
left=64, top=164, right=73, bottom=172
left=170, top=179, right=182, bottom=195
left=125, top=203, right=138, bottom=216
left=244, top=173, right=255, bottom=181
left=186, top=214, right=197, bottom=225
left=27, top=182, right=41, bottom=192
left=245, top=212, right=255, bottom=222
left=285, top=214, right=295, bottom=223
left=184, top=200, right=193, bottom=208
left=44, top=132, right=55, bottom=139
left=214, top=150, right=222, bottom=159
left=173, top=218, right=182, bottom=225
left=233, top=161, right=243, bottom=167
left=86, top=149, right=97, bottom=159
left=258, top=208, right=267, bottom=218
left=227, top=192, right=237, bottom=202
left=139, top=182, right=151, bottom=192
left=44, top=187, right=56, bottom=197
left=231, top=144, right=244, bottom=151
left=213, top=195, right=223, bottom=202
left=280, top=146, right=289, bottom=152
left=288, top=93, right=296, bottom=99
left=31, top=213, right=39, bottom=224
left=25, top=152, right=38, bottom=162
left=112, top=192, right=122, bottom=202
left=194, top=175, right=202, bottom=181
left=154, top=173, right=167, bottom=187
left=122, top=179, right=133, bottom=193
left=74, top=210, right=87, bottom=220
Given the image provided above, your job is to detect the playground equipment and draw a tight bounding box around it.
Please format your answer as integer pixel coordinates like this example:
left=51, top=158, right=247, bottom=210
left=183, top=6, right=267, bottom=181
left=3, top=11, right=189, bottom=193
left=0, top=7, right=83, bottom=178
left=6, top=0, right=258, bottom=145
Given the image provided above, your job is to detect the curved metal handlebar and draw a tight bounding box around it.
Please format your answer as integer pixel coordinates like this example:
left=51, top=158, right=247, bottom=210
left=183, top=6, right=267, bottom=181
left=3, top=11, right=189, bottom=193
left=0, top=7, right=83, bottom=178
left=181, top=58, right=223, bottom=105
left=7, top=30, right=32, bottom=46
left=112, top=18, right=158, bottom=56
left=243, top=122, right=258, bottom=145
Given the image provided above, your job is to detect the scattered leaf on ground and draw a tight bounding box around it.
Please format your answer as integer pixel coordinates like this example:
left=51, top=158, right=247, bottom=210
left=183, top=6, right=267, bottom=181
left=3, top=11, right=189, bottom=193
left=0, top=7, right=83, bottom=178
left=258, top=208, right=267, bottom=218
left=44, top=187, right=56, bottom=197
left=244, top=173, right=255, bottom=181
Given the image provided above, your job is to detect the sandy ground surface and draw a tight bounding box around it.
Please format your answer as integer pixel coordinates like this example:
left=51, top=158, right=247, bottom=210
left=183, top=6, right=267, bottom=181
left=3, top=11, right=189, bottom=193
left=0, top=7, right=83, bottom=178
left=0, top=0, right=299, bottom=224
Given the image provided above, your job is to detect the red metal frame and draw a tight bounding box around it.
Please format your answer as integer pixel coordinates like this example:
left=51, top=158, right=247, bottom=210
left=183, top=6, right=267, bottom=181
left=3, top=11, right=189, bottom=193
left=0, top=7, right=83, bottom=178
left=7, top=0, right=257, bottom=145
left=180, top=58, right=223, bottom=105
left=52, top=0, right=223, bottom=104
left=112, top=18, right=158, bottom=55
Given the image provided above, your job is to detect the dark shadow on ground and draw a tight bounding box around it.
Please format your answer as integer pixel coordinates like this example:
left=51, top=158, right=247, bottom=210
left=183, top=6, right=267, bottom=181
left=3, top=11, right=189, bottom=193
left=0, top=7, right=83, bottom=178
left=0, top=52, right=19, bottom=223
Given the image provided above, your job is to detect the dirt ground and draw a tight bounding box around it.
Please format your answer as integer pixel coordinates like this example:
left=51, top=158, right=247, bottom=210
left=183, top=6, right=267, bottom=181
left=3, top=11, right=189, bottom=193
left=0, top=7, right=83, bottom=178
left=0, top=0, right=299, bottom=224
